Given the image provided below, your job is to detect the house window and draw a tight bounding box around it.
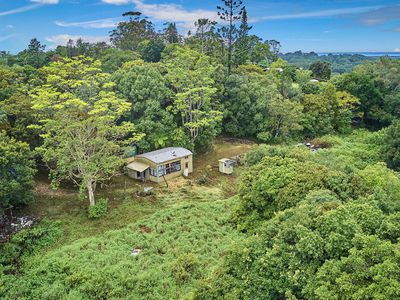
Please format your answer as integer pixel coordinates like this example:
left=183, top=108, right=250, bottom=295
left=185, top=162, right=189, bottom=169
left=171, top=161, right=181, bottom=173
left=149, top=168, right=157, bottom=177
left=160, top=161, right=181, bottom=175
left=157, top=165, right=166, bottom=176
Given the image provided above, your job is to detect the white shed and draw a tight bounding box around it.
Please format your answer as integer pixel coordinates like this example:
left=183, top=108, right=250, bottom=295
left=219, top=158, right=235, bottom=175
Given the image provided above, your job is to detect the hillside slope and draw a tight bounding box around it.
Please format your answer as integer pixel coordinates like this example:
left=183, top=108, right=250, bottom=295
left=1, top=196, right=241, bottom=299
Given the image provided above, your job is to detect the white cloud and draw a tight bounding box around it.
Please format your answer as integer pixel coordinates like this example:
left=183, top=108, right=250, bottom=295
left=101, top=0, right=130, bottom=4
left=55, top=18, right=121, bottom=29
left=257, top=6, right=380, bottom=21
left=133, top=0, right=217, bottom=22
left=0, top=34, right=16, bottom=42
left=98, top=0, right=218, bottom=32
left=59, top=0, right=217, bottom=32
left=46, top=34, right=110, bottom=47
left=131, top=0, right=217, bottom=32
left=395, top=48, right=400, bottom=52
left=358, top=6, right=400, bottom=25
left=30, top=0, right=59, bottom=4
left=0, top=0, right=58, bottom=17
left=0, top=4, right=41, bottom=17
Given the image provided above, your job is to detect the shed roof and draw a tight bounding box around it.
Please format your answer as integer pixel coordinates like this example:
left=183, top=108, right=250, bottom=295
left=219, top=158, right=232, bottom=163
left=136, top=147, right=192, bottom=164
left=127, top=161, right=150, bottom=172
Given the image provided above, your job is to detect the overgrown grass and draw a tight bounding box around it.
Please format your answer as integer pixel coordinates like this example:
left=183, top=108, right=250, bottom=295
left=1, top=197, right=241, bottom=299
left=311, top=129, right=385, bottom=171
left=245, top=129, right=385, bottom=172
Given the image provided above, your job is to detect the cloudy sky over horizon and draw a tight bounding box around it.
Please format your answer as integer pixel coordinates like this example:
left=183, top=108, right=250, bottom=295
left=0, top=0, right=399, bottom=53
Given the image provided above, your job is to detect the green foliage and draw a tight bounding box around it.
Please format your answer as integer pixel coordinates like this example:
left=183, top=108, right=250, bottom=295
left=198, top=196, right=400, bottom=299
left=97, top=48, right=139, bottom=73
left=196, top=128, right=400, bottom=300
left=196, top=165, right=213, bottom=185
left=265, top=96, right=304, bottom=141
left=309, top=60, right=332, bottom=80
left=110, top=12, right=156, bottom=51
left=236, top=155, right=354, bottom=227
left=301, top=83, right=337, bottom=137
left=383, top=121, right=400, bottom=170
left=223, top=70, right=281, bottom=139
left=185, top=19, right=222, bottom=58
left=138, top=38, right=165, bottom=62
left=312, top=235, right=400, bottom=299
left=217, top=0, right=244, bottom=72
left=0, top=132, right=36, bottom=212
left=171, top=253, right=200, bottom=283
left=311, top=130, right=385, bottom=172
left=302, top=83, right=359, bottom=137
left=0, top=220, right=62, bottom=274
left=112, top=60, right=178, bottom=152
left=1, top=93, right=40, bottom=147
left=281, top=51, right=378, bottom=74
left=163, top=45, right=223, bottom=151
left=0, top=199, right=240, bottom=299
left=333, top=61, right=394, bottom=128
left=30, top=56, right=143, bottom=206
left=2, top=7, right=400, bottom=299
left=87, top=198, right=108, bottom=219
left=0, top=65, right=18, bottom=102
left=15, top=38, right=50, bottom=69
left=357, top=163, right=400, bottom=213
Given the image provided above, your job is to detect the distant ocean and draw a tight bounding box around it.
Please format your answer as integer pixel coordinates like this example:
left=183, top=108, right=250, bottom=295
left=317, top=52, right=400, bottom=57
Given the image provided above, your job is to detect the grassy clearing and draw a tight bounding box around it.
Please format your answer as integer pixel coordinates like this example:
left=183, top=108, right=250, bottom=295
left=14, top=138, right=252, bottom=246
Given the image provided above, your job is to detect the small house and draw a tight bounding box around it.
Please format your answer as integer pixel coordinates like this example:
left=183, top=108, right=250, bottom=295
left=219, top=158, right=235, bottom=175
left=126, top=147, right=193, bottom=183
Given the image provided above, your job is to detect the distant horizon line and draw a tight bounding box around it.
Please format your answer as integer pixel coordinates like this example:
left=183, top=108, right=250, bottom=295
left=284, top=51, right=400, bottom=53
left=282, top=51, right=400, bottom=56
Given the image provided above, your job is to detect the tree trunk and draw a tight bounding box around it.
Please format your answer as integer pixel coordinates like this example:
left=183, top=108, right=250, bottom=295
left=87, top=179, right=95, bottom=206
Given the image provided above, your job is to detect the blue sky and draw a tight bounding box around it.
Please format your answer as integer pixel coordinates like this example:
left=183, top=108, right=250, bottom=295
left=0, top=0, right=399, bottom=53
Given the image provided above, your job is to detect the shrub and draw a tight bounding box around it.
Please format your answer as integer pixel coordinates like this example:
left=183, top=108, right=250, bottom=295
left=87, top=198, right=108, bottom=219
left=171, top=253, right=200, bottom=283
left=235, top=156, right=354, bottom=228
left=197, top=200, right=399, bottom=300
left=0, top=220, right=62, bottom=274
left=196, top=165, right=213, bottom=185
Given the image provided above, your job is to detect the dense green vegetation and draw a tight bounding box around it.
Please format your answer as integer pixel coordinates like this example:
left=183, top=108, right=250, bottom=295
left=0, top=132, right=35, bottom=213
left=1, top=0, right=400, bottom=298
left=197, top=130, right=400, bottom=299
left=2, top=131, right=399, bottom=299
left=1, top=195, right=240, bottom=299
left=281, top=51, right=393, bottom=74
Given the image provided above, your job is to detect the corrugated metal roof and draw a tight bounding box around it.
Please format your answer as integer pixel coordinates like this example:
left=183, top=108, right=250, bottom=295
left=127, top=161, right=150, bottom=172
left=137, top=147, right=192, bottom=164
